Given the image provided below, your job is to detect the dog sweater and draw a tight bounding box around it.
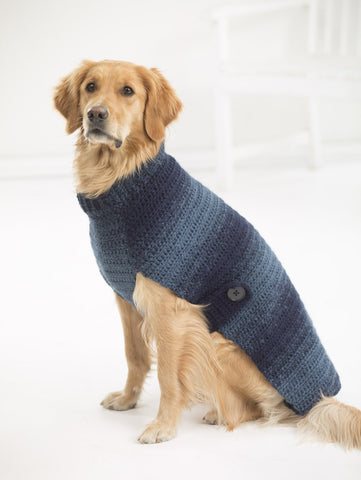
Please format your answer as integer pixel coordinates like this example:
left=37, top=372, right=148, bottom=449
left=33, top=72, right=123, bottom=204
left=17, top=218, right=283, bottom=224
left=78, top=144, right=341, bottom=415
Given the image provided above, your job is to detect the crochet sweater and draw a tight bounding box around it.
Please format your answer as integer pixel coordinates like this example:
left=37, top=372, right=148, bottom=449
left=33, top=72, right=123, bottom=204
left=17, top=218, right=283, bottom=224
left=78, top=144, right=341, bottom=415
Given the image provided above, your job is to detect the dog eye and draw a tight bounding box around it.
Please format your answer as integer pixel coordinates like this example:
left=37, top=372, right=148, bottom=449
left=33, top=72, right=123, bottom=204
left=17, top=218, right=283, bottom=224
left=120, top=86, right=134, bottom=97
left=85, top=82, right=96, bottom=93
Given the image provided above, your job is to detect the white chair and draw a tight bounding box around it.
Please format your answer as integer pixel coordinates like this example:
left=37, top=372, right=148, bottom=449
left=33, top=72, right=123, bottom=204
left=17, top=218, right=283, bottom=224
left=212, top=0, right=361, bottom=188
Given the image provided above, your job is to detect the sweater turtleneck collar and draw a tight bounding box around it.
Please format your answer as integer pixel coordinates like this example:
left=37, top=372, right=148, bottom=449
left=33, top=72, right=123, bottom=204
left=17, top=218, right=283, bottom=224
left=77, top=142, right=170, bottom=218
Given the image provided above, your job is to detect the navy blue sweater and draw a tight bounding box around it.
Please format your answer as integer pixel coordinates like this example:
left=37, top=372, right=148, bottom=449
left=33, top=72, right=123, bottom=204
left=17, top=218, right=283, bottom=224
left=78, top=144, right=341, bottom=415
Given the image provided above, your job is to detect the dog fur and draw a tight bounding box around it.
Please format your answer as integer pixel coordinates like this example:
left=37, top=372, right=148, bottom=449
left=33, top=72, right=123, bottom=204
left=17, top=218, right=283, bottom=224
left=54, top=59, right=361, bottom=447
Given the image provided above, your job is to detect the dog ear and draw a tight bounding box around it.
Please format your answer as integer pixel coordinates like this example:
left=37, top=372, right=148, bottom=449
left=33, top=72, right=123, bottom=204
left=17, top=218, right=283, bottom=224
left=139, top=67, right=183, bottom=142
left=54, top=60, right=95, bottom=134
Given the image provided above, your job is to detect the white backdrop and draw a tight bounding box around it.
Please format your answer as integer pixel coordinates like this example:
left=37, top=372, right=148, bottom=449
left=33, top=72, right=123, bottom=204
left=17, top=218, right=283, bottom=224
left=1, top=2, right=361, bottom=478
left=1, top=0, right=361, bottom=163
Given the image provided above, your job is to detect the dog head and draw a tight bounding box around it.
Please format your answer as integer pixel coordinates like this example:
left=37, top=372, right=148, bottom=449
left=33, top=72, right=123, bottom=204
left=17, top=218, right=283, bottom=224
left=54, top=60, right=182, bottom=150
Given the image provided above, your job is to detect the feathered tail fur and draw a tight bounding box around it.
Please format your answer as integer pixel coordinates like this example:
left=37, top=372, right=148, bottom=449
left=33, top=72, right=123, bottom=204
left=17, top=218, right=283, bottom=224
left=297, top=396, right=361, bottom=450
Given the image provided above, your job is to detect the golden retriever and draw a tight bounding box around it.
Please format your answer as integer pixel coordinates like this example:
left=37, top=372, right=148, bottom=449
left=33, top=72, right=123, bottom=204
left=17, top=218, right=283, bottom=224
left=54, top=60, right=361, bottom=447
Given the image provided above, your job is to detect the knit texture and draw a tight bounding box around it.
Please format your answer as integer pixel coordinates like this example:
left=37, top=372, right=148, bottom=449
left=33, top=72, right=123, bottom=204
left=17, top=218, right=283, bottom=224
left=78, top=144, right=341, bottom=415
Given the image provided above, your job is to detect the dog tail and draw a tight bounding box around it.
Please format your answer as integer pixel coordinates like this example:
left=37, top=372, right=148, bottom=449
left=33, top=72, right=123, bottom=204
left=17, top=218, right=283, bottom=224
left=297, top=396, right=361, bottom=450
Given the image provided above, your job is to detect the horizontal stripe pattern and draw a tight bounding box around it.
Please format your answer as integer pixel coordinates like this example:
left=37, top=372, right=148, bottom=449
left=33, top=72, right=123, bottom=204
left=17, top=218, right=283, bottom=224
left=78, top=144, right=341, bottom=415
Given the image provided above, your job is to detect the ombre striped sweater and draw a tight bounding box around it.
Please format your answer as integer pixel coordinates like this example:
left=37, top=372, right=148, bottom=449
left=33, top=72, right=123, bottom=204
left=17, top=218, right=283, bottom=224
left=78, top=144, right=341, bottom=415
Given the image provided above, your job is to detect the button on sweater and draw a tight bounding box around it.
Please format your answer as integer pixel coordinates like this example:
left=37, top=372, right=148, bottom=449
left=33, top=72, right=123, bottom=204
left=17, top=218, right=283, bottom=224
left=78, top=144, right=341, bottom=415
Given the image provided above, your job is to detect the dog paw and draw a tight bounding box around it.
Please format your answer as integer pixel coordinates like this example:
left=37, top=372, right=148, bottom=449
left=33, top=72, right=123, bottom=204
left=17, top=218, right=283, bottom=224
left=138, top=421, right=176, bottom=444
left=100, top=391, right=137, bottom=411
left=203, top=409, right=220, bottom=425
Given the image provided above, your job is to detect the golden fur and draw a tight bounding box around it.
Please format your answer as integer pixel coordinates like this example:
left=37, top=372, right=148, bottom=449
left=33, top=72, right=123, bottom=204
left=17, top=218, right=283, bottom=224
left=54, top=60, right=361, bottom=447
left=54, top=60, right=181, bottom=197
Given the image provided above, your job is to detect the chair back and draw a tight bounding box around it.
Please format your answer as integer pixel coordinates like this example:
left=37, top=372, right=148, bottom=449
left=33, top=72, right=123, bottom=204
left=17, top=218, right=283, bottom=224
left=308, top=0, right=361, bottom=57
left=212, top=0, right=361, bottom=63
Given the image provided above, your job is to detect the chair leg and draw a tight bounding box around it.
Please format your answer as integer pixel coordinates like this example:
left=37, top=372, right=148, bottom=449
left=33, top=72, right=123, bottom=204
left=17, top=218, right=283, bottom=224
left=215, top=89, right=233, bottom=189
left=308, top=96, right=323, bottom=168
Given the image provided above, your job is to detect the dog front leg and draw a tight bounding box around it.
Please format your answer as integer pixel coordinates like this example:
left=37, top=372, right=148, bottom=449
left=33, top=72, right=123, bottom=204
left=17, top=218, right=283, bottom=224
left=101, top=295, right=152, bottom=411
left=133, top=273, right=189, bottom=444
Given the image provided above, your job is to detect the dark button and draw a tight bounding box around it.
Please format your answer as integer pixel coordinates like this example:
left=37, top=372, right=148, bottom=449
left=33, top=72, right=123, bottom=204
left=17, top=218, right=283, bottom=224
left=227, top=286, right=246, bottom=302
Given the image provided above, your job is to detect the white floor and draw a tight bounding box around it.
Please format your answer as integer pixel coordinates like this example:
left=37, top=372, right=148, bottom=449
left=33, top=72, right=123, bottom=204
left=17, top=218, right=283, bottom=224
left=1, top=159, right=361, bottom=480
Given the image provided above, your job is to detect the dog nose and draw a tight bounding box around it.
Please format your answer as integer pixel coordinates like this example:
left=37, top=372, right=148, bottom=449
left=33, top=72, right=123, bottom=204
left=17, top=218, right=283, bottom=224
left=87, top=106, right=109, bottom=123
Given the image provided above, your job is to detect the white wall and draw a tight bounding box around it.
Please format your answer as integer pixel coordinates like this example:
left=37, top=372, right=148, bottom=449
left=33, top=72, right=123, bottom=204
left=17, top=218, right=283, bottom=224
left=1, top=0, right=219, bottom=159
left=1, top=0, right=360, bottom=162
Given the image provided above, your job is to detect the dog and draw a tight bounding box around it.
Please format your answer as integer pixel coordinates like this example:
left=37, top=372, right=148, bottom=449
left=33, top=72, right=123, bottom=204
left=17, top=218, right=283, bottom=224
left=54, top=59, right=361, bottom=447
